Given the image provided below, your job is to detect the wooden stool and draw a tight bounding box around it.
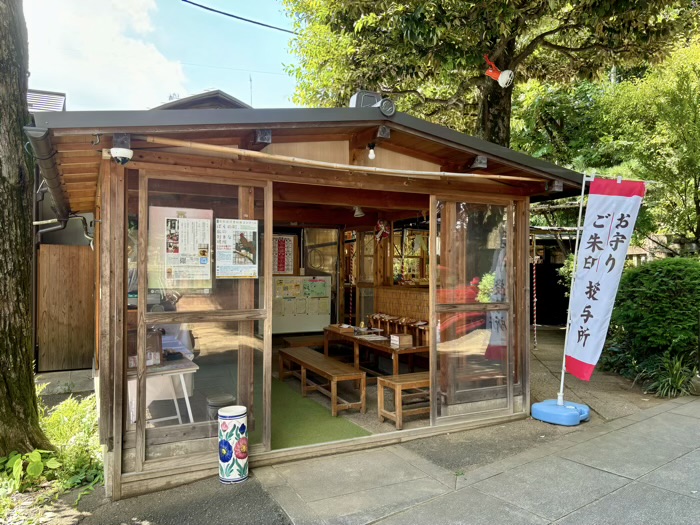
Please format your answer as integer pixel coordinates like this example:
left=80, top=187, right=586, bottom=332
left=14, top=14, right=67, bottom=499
left=377, top=372, right=430, bottom=430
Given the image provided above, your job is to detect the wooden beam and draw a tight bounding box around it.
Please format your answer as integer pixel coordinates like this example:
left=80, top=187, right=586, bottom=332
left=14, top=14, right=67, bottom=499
left=274, top=183, right=429, bottom=210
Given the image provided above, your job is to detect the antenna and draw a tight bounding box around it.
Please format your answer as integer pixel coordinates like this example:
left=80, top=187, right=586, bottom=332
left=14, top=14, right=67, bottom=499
left=249, top=74, right=253, bottom=107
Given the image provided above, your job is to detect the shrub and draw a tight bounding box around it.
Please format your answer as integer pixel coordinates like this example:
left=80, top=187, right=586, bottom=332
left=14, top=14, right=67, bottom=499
left=602, top=257, right=700, bottom=396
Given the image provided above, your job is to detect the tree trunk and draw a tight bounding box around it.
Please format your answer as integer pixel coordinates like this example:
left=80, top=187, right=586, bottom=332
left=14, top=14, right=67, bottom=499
left=0, top=0, right=51, bottom=455
left=478, top=80, right=514, bottom=147
left=477, top=43, right=515, bottom=148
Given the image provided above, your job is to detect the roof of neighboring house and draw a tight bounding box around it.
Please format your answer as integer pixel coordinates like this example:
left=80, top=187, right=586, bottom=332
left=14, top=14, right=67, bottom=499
left=153, top=90, right=252, bottom=110
left=28, top=89, right=66, bottom=112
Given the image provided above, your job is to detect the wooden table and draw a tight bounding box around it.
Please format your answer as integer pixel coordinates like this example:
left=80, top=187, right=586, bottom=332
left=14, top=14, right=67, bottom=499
left=323, top=327, right=428, bottom=377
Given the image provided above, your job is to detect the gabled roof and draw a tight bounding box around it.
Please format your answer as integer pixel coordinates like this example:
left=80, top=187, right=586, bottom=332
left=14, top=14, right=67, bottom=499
left=154, top=90, right=252, bottom=110
left=27, top=105, right=584, bottom=214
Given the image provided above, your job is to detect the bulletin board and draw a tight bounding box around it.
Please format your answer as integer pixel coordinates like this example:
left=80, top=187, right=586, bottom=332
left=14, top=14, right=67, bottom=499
left=263, top=275, right=332, bottom=334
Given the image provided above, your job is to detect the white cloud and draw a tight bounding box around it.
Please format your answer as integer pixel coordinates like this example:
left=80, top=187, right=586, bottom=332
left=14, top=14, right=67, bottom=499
left=24, top=0, right=187, bottom=110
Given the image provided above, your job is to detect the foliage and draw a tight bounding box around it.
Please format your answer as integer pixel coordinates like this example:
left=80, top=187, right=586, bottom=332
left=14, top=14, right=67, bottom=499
left=476, top=272, right=495, bottom=303
left=643, top=352, right=696, bottom=398
left=0, top=450, right=60, bottom=494
left=284, top=0, right=696, bottom=145
left=0, top=394, right=102, bottom=519
left=41, top=395, right=103, bottom=491
left=556, top=253, right=575, bottom=294
left=601, top=258, right=700, bottom=396
left=601, top=41, right=700, bottom=245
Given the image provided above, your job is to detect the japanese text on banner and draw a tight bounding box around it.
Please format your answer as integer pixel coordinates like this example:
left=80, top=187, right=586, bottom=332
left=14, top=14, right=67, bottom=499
left=565, top=179, right=645, bottom=381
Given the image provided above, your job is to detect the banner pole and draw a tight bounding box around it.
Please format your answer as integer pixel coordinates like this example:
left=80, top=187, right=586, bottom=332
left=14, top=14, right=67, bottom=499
left=557, top=174, right=594, bottom=406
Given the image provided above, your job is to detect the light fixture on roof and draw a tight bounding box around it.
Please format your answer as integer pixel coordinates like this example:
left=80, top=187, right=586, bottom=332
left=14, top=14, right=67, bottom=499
left=368, top=143, right=376, bottom=160
left=484, top=55, right=514, bottom=88
left=353, top=206, right=365, bottom=218
left=470, top=155, right=488, bottom=169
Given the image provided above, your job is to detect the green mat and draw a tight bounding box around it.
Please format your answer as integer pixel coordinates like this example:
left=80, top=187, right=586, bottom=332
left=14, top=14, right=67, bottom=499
left=249, top=378, right=370, bottom=449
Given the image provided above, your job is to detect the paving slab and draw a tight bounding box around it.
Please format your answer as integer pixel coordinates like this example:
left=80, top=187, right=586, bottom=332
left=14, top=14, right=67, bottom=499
left=555, top=481, right=700, bottom=525
left=619, top=412, right=700, bottom=449
left=272, top=448, right=427, bottom=502
left=373, top=486, right=547, bottom=525
left=309, top=477, right=449, bottom=525
left=472, top=456, right=629, bottom=521
left=559, top=428, right=692, bottom=479
left=638, top=449, right=700, bottom=498
left=669, top=397, right=700, bottom=419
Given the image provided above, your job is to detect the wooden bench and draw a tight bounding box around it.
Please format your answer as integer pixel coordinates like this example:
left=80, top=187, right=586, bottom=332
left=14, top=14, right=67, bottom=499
left=279, top=346, right=366, bottom=417
left=282, top=334, right=325, bottom=348
left=377, top=372, right=430, bottom=430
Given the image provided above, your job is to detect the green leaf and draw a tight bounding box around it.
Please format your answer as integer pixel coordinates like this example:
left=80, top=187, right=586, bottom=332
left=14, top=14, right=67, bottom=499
left=27, top=450, right=41, bottom=463
left=6, top=454, right=21, bottom=470
left=13, top=459, right=23, bottom=487
left=45, top=458, right=61, bottom=469
left=26, top=461, right=44, bottom=478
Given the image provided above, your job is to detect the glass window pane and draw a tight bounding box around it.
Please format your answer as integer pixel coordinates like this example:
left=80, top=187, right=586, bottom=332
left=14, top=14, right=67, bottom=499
left=436, top=311, right=508, bottom=414
left=141, top=179, right=265, bottom=312
left=128, top=321, right=265, bottom=445
left=437, top=202, right=508, bottom=304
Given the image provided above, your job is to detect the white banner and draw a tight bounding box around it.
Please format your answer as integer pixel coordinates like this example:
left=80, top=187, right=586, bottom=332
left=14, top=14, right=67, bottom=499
left=565, top=179, right=645, bottom=381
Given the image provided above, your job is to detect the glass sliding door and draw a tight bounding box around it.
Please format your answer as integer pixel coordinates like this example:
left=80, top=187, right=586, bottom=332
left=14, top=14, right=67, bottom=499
left=430, top=197, right=515, bottom=422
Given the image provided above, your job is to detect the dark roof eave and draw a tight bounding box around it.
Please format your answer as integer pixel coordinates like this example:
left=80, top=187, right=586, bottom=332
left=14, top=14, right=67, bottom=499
left=34, top=107, right=583, bottom=187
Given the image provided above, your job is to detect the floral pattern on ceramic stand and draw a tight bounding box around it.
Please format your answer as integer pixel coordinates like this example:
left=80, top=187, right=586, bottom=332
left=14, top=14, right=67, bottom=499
left=218, top=405, right=248, bottom=483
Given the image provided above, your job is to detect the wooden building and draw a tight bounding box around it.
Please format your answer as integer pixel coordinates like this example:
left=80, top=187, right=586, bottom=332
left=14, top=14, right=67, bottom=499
left=26, top=103, right=582, bottom=499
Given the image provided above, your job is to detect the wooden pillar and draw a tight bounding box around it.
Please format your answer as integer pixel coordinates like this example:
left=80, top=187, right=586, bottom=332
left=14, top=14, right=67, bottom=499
left=110, top=162, right=127, bottom=500
left=98, top=155, right=113, bottom=446
left=237, top=186, right=256, bottom=426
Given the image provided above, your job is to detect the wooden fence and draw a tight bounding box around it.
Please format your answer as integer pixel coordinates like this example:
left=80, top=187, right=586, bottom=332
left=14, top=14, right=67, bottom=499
left=37, top=244, right=95, bottom=371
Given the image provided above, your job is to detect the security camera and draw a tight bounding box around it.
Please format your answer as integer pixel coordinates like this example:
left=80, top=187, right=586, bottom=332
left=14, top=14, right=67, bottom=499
left=110, top=147, right=133, bottom=165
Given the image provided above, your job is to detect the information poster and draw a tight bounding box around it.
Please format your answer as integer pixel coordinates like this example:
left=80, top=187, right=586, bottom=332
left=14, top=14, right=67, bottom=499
left=273, top=235, right=295, bottom=275
left=148, top=206, right=213, bottom=290
left=164, top=217, right=211, bottom=284
left=215, top=219, right=258, bottom=278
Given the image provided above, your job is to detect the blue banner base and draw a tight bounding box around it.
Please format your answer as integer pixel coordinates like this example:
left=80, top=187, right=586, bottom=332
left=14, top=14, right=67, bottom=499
left=532, top=399, right=591, bottom=426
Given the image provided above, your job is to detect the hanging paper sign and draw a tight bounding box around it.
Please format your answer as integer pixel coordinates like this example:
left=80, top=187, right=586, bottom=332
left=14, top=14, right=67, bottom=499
left=565, top=179, right=646, bottom=381
left=273, top=235, right=295, bottom=275
left=215, top=219, right=258, bottom=278
left=164, top=216, right=211, bottom=284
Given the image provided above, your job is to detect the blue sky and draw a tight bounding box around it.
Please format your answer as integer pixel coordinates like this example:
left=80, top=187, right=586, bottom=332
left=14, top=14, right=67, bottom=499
left=24, top=0, right=298, bottom=110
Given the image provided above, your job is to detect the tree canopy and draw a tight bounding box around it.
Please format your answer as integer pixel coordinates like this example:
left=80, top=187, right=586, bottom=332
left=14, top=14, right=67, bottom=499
left=284, top=0, right=696, bottom=146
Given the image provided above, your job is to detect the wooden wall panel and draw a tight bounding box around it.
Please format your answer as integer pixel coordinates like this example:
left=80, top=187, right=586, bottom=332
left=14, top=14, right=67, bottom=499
left=263, top=141, right=350, bottom=165
left=37, top=244, right=95, bottom=371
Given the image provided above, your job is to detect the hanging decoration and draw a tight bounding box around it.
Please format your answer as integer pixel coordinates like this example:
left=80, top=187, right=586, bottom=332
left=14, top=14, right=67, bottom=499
left=375, top=220, right=390, bottom=242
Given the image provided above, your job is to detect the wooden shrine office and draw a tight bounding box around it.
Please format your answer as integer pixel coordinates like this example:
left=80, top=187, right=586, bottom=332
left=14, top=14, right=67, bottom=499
left=26, top=98, right=583, bottom=499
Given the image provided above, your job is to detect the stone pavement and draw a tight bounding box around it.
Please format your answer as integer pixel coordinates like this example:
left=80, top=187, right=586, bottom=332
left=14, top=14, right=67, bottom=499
left=257, top=395, right=700, bottom=524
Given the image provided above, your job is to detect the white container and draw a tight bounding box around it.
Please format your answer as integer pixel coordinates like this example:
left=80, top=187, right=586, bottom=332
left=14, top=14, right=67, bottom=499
left=218, top=405, right=249, bottom=484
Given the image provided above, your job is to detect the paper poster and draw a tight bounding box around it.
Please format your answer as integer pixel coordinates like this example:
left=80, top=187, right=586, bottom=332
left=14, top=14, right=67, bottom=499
left=273, top=235, right=295, bottom=274
left=283, top=298, right=296, bottom=316
left=148, top=206, right=213, bottom=290
left=295, top=297, right=307, bottom=314
left=164, top=217, right=211, bottom=284
left=303, top=278, right=329, bottom=298
left=275, top=278, right=301, bottom=298
left=319, top=297, right=331, bottom=315
left=215, top=219, right=258, bottom=278
left=307, top=298, right=319, bottom=315
left=565, top=179, right=646, bottom=381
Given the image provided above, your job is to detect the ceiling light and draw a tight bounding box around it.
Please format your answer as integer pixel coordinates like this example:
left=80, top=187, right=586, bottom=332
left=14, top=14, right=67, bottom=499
left=353, top=206, right=365, bottom=218
left=368, top=143, right=376, bottom=160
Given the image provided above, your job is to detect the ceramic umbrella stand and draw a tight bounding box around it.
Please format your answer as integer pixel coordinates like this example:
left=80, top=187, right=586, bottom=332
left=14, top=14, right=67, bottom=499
left=218, top=405, right=249, bottom=484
